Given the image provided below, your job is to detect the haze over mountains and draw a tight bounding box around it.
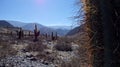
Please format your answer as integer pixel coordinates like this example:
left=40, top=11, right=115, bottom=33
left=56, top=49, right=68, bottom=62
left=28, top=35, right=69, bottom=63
left=0, top=20, right=72, bottom=36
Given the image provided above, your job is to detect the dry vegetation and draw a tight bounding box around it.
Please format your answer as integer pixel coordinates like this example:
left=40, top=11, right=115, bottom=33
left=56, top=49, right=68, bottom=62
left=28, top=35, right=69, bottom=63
left=0, top=41, right=17, bottom=59
left=57, top=32, right=89, bottom=67
left=25, top=41, right=47, bottom=52
left=54, top=43, right=72, bottom=51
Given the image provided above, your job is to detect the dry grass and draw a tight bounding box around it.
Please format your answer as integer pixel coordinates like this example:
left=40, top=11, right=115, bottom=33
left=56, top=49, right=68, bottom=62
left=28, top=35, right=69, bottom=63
left=57, top=31, right=89, bottom=67
left=57, top=37, right=72, bottom=43
left=25, top=41, right=47, bottom=52
left=54, top=37, right=73, bottom=51
left=54, top=43, right=72, bottom=51
left=36, top=52, right=55, bottom=63
left=60, top=57, right=81, bottom=67
left=0, top=41, right=17, bottom=59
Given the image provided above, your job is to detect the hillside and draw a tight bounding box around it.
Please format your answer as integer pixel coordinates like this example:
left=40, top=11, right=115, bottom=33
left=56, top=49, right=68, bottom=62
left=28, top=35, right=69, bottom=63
left=0, top=20, right=14, bottom=27
left=66, top=24, right=85, bottom=36
left=8, top=20, right=27, bottom=27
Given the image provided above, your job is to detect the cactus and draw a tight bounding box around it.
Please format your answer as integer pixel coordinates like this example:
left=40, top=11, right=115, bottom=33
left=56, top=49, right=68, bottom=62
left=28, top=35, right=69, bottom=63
left=45, top=33, right=48, bottom=39
left=34, top=24, right=40, bottom=41
left=51, top=32, right=53, bottom=40
left=29, top=31, right=31, bottom=36
left=51, top=32, right=55, bottom=40
left=10, top=31, right=13, bottom=36
left=55, top=32, right=58, bottom=40
left=18, top=28, right=24, bottom=39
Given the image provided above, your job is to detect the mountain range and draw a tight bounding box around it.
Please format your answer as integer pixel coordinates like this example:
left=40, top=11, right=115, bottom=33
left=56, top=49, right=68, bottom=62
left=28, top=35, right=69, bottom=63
left=0, top=20, right=14, bottom=27
left=0, top=20, right=71, bottom=36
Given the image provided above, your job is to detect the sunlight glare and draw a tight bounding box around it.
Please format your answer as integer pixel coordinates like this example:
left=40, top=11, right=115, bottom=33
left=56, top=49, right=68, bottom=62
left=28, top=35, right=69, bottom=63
left=35, top=0, right=45, bottom=5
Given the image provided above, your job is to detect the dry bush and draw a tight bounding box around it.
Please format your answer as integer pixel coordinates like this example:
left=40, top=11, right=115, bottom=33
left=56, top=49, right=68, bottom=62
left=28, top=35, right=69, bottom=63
left=59, top=43, right=88, bottom=67
left=54, top=43, right=72, bottom=51
left=36, top=52, right=55, bottom=63
left=58, top=37, right=74, bottom=43
left=60, top=57, right=81, bottom=67
left=58, top=32, right=89, bottom=67
left=54, top=37, right=73, bottom=51
left=25, top=42, right=47, bottom=52
left=0, top=42, right=17, bottom=58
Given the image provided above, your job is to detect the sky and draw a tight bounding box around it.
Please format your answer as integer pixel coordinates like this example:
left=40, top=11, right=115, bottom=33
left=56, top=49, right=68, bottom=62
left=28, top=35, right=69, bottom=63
left=0, top=0, right=78, bottom=26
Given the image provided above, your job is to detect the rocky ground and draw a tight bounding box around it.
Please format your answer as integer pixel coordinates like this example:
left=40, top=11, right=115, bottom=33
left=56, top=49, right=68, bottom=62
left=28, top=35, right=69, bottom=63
left=0, top=35, right=79, bottom=67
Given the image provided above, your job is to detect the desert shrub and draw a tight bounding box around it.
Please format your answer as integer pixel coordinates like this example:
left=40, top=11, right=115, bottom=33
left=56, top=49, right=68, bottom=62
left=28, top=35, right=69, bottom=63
left=0, top=42, right=17, bottom=58
left=60, top=57, right=81, bottom=67
left=58, top=37, right=73, bottom=43
left=54, top=43, right=72, bottom=51
left=25, top=42, right=47, bottom=52
left=36, top=52, right=55, bottom=63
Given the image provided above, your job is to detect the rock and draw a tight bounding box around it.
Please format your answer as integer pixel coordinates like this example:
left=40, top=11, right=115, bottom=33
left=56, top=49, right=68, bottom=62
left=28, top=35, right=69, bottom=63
left=0, top=56, right=56, bottom=67
left=42, top=61, right=49, bottom=65
left=44, top=49, right=53, bottom=54
left=21, top=49, right=29, bottom=53
left=26, top=54, right=33, bottom=58
left=30, top=57, right=37, bottom=61
left=71, top=44, right=79, bottom=50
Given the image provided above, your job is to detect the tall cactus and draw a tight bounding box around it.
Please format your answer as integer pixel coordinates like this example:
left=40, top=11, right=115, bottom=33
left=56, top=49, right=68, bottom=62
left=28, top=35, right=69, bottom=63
left=45, top=33, right=48, bottom=39
left=55, top=32, right=58, bottom=40
left=51, top=32, right=54, bottom=40
left=10, top=31, right=13, bottom=36
left=51, top=32, right=55, bottom=40
left=29, top=31, right=31, bottom=36
left=82, top=0, right=104, bottom=67
left=34, top=24, right=40, bottom=41
left=18, top=28, right=24, bottom=39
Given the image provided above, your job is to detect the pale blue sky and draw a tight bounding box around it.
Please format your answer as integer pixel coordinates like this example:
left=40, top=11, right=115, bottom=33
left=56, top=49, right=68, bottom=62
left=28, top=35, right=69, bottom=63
left=0, top=0, right=78, bottom=26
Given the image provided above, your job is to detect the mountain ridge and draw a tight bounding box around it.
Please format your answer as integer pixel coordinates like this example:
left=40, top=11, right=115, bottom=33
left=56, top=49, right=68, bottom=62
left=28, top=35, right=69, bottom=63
left=0, top=20, right=14, bottom=27
left=1, top=20, right=70, bottom=36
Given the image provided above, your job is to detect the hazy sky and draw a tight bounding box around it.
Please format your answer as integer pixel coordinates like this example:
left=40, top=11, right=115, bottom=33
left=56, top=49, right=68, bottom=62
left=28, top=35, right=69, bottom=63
left=0, top=0, right=78, bottom=26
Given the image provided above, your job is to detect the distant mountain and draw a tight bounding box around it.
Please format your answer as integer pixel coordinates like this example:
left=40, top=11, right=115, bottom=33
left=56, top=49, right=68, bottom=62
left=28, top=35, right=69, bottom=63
left=0, top=20, right=14, bottom=27
left=22, top=23, right=70, bottom=36
left=22, top=23, right=56, bottom=35
left=48, top=26, right=71, bottom=36
left=3, top=20, right=70, bottom=36
left=22, top=23, right=45, bottom=30
left=54, top=29, right=70, bottom=36
left=7, top=21, right=27, bottom=27
left=66, top=24, right=85, bottom=36
left=49, top=26, right=72, bottom=30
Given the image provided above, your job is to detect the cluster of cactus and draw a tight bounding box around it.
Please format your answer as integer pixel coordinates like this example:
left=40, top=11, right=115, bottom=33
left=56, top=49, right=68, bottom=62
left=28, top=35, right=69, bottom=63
left=18, top=28, right=24, bottom=39
left=51, top=32, right=58, bottom=40
left=33, top=24, right=40, bottom=41
left=14, top=24, right=59, bottom=41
